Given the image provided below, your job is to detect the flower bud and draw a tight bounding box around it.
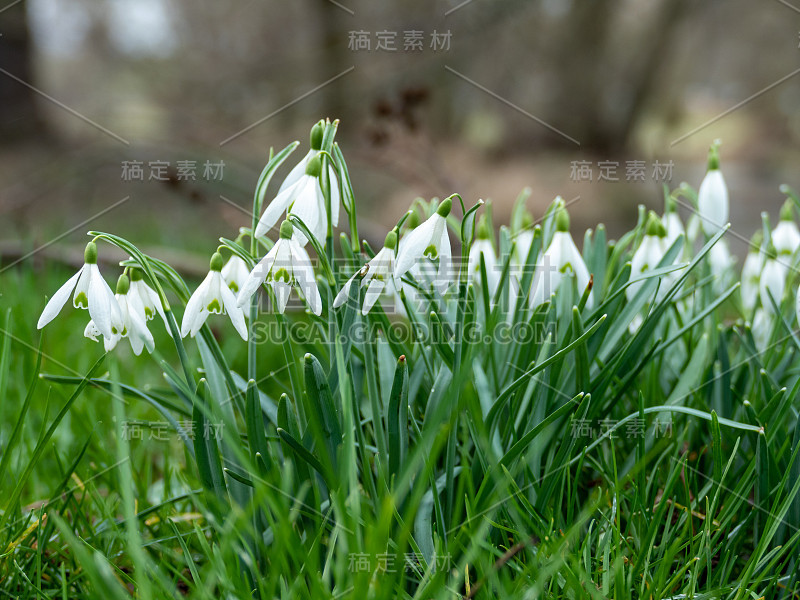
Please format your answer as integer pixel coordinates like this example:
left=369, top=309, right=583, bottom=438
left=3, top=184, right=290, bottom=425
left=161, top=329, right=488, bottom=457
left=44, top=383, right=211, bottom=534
left=437, top=198, right=452, bottom=217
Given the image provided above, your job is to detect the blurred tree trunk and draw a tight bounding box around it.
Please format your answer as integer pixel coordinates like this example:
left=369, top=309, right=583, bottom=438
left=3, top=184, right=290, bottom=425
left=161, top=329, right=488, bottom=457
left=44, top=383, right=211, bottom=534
left=0, top=3, right=46, bottom=144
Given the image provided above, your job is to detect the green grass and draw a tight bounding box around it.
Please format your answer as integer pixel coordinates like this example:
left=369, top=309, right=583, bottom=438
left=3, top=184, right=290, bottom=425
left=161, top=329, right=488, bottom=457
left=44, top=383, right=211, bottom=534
left=1, top=126, right=800, bottom=599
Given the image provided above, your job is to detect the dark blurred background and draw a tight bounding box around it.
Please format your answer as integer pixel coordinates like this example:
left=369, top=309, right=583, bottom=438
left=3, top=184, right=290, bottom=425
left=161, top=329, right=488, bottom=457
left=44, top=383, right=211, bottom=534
left=1, top=0, right=799, bottom=267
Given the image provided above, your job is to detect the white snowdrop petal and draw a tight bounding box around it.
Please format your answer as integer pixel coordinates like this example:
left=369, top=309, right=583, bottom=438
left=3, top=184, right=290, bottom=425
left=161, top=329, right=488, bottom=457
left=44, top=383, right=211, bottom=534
left=333, top=273, right=359, bottom=308
left=362, top=279, right=386, bottom=315
left=291, top=243, right=322, bottom=315
left=272, top=280, right=292, bottom=313
left=87, top=265, right=118, bottom=340
left=182, top=272, right=214, bottom=337
left=237, top=246, right=278, bottom=308
left=278, top=150, right=313, bottom=195
left=37, top=267, right=83, bottom=329
left=395, top=217, right=437, bottom=277
left=255, top=183, right=298, bottom=238
left=220, top=282, right=248, bottom=341
left=698, top=170, right=729, bottom=236
left=84, top=320, right=100, bottom=342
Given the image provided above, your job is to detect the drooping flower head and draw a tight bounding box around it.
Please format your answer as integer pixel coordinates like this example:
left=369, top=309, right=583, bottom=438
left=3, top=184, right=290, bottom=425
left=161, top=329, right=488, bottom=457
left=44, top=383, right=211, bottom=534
left=128, top=267, right=167, bottom=330
left=255, top=156, right=327, bottom=247
left=394, top=198, right=453, bottom=295
left=697, top=141, right=729, bottom=236
left=181, top=252, right=248, bottom=340
left=256, top=122, right=340, bottom=247
left=530, top=207, right=592, bottom=309
left=708, top=237, right=736, bottom=295
left=37, top=241, right=123, bottom=341
left=772, top=198, right=800, bottom=256
left=468, top=215, right=499, bottom=295
left=334, top=230, right=399, bottom=315
left=662, top=195, right=685, bottom=249
left=740, top=230, right=764, bottom=314
left=221, top=254, right=250, bottom=293
left=85, top=274, right=154, bottom=355
left=759, top=241, right=787, bottom=314
left=237, top=220, right=322, bottom=315
left=627, top=211, right=668, bottom=301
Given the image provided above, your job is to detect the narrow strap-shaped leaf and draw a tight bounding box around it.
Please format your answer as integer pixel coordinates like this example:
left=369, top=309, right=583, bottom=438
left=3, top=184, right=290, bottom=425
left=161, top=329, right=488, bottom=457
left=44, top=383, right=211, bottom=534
left=192, top=379, right=228, bottom=505
left=303, top=353, right=342, bottom=476
left=277, top=427, right=333, bottom=489
left=487, top=314, right=606, bottom=431
left=387, top=355, right=409, bottom=480
left=0, top=354, right=105, bottom=533
left=246, top=379, right=271, bottom=473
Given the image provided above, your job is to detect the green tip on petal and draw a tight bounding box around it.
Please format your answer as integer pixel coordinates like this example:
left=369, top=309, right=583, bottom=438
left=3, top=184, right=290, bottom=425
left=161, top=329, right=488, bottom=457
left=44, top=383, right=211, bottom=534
left=384, top=230, right=397, bottom=250
left=477, top=215, right=491, bottom=240
left=280, top=220, right=294, bottom=239
left=437, top=198, right=452, bottom=217
left=555, top=208, right=570, bottom=232
left=407, top=211, right=420, bottom=229
left=116, top=274, right=130, bottom=295
left=765, top=241, right=778, bottom=260
left=84, top=242, right=98, bottom=264
left=209, top=252, right=224, bottom=272
left=707, top=142, right=720, bottom=171
left=310, top=121, right=324, bottom=151
left=645, top=211, right=666, bottom=237
left=305, top=155, right=322, bottom=177
left=780, top=199, right=794, bottom=221
left=130, top=268, right=144, bottom=282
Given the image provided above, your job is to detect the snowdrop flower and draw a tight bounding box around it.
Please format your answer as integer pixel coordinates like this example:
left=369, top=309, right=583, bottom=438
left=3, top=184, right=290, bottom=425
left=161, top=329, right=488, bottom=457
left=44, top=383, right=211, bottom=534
left=772, top=199, right=800, bottom=256
left=128, top=268, right=167, bottom=329
left=394, top=198, right=452, bottom=294
left=85, top=274, right=154, bottom=355
left=221, top=255, right=250, bottom=293
left=255, top=156, right=335, bottom=247
left=740, top=231, right=764, bottom=314
left=662, top=196, right=685, bottom=250
left=751, top=308, right=772, bottom=351
left=37, top=241, right=123, bottom=341
left=277, top=121, right=340, bottom=213
left=237, top=220, right=322, bottom=316
left=468, top=217, right=500, bottom=295
left=759, top=242, right=787, bottom=314
left=708, top=237, right=735, bottom=294
left=334, top=231, right=399, bottom=315
left=530, top=208, right=593, bottom=309
left=181, top=252, right=248, bottom=340
left=686, top=214, right=702, bottom=247
left=697, top=143, right=729, bottom=237
left=627, top=212, right=667, bottom=301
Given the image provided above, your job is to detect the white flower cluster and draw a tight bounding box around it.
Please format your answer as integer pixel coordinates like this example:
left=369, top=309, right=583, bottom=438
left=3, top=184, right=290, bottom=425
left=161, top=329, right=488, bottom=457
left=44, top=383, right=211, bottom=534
left=37, top=242, right=165, bottom=355
left=35, top=132, right=799, bottom=358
